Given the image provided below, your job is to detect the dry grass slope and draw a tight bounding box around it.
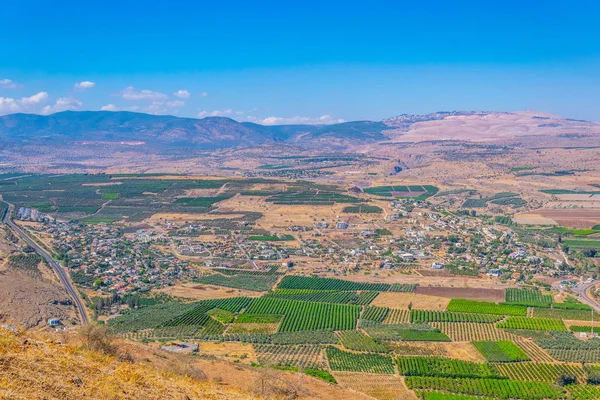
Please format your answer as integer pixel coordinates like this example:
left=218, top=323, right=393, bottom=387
left=0, top=328, right=262, bottom=400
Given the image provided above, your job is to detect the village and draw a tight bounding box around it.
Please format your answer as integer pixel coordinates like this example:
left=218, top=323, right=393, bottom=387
left=14, top=196, right=572, bottom=299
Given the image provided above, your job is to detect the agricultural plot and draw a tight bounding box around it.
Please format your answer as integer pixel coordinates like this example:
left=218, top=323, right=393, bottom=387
left=227, top=319, right=281, bottom=334
left=342, top=205, right=383, bottom=213
left=361, top=306, right=390, bottom=323
left=547, top=349, right=600, bottom=363
left=161, top=297, right=251, bottom=336
left=568, top=384, right=600, bottom=399
left=197, top=318, right=227, bottom=335
left=431, top=322, right=520, bottom=342
left=562, top=239, right=600, bottom=249
left=410, top=311, right=501, bottom=324
left=392, top=342, right=449, bottom=357
left=405, top=376, right=563, bottom=400
left=535, top=331, right=600, bottom=363
left=333, top=372, right=416, bottom=400
left=415, top=392, right=495, bottom=400
left=363, top=185, right=439, bottom=200
left=265, top=189, right=362, bottom=205
left=505, top=288, right=553, bottom=307
left=383, top=309, right=410, bottom=324
left=243, top=297, right=360, bottom=332
left=326, top=346, right=395, bottom=374
left=0, top=174, right=258, bottom=220
left=108, top=302, right=198, bottom=334
left=473, top=340, right=530, bottom=362
left=446, top=299, right=526, bottom=316
left=270, top=330, right=338, bottom=345
left=569, top=325, right=600, bottom=332
left=337, top=330, right=390, bottom=353
left=552, top=298, right=591, bottom=310
left=515, top=340, right=554, bottom=363
left=461, top=198, right=489, bottom=208
left=360, top=320, right=450, bottom=342
left=533, top=307, right=594, bottom=321
left=264, top=289, right=378, bottom=305
left=372, top=292, right=450, bottom=311
left=194, top=274, right=279, bottom=292
left=495, top=363, right=585, bottom=383
left=396, top=356, right=496, bottom=379
left=277, top=275, right=416, bottom=292
left=497, top=316, right=567, bottom=331
left=254, top=344, right=325, bottom=369
left=462, top=192, right=524, bottom=209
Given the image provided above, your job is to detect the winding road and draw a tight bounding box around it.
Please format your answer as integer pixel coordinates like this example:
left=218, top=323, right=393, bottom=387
left=2, top=203, right=88, bottom=325
left=575, top=280, right=600, bottom=312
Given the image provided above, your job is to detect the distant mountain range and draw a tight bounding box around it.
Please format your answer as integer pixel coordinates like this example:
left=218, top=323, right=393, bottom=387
left=0, top=110, right=597, bottom=151
left=0, top=111, right=391, bottom=150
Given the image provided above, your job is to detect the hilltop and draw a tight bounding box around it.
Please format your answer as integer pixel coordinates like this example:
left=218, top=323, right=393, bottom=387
left=0, top=327, right=261, bottom=400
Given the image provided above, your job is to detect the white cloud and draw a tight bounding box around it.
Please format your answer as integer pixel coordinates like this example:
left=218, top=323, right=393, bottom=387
left=20, top=92, right=49, bottom=106
left=0, top=91, right=53, bottom=115
left=166, top=100, right=185, bottom=108
left=119, top=86, right=167, bottom=101
left=0, top=79, right=20, bottom=89
left=0, top=97, right=20, bottom=114
left=75, top=81, right=96, bottom=90
left=257, top=114, right=345, bottom=125
left=174, top=90, right=191, bottom=99
left=197, top=109, right=232, bottom=118
left=100, top=104, right=118, bottom=111
left=41, top=97, right=82, bottom=115
left=201, top=92, right=208, bottom=97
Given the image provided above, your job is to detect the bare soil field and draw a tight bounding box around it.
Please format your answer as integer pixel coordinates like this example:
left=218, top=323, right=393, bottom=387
left=147, top=212, right=246, bottom=222
left=333, top=372, right=417, bottom=400
left=444, top=342, right=486, bottom=362
left=512, top=213, right=559, bottom=226
left=535, top=209, right=600, bottom=228
left=564, top=320, right=600, bottom=329
left=371, top=292, right=450, bottom=311
left=184, top=188, right=220, bottom=197
left=337, top=273, right=512, bottom=290
left=194, top=342, right=258, bottom=364
left=157, top=283, right=263, bottom=300
left=218, top=196, right=350, bottom=230
left=390, top=341, right=448, bottom=357
left=414, top=286, right=505, bottom=302
left=417, top=269, right=477, bottom=278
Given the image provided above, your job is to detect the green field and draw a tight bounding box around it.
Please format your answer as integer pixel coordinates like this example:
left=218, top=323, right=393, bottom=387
left=446, top=299, right=526, bottom=316
left=473, top=341, right=530, bottom=362
left=562, top=239, right=600, bottom=249
left=342, top=205, right=383, bottom=213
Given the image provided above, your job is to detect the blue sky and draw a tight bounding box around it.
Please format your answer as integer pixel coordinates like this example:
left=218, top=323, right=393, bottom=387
left=1, top=0, right=600, bottom=123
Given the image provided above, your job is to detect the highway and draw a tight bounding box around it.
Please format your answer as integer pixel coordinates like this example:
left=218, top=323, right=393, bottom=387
left=2, top=203, right=88, bottom=325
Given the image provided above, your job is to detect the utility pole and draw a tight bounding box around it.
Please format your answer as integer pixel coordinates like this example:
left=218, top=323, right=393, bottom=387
left=592, top=308, right=595, bottom=337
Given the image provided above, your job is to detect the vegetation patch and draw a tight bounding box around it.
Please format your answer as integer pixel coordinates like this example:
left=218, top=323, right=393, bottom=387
left=446, top=299, right=526, bottom=316
left=497, top=316, right=567, bottom=331
left=326, top=346, right=395, bottom=374
left=473, top=340, right=530, bottom=362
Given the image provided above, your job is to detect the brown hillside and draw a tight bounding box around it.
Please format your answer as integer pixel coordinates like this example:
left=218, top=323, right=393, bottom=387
left=0, top=328, right=262, bottom=400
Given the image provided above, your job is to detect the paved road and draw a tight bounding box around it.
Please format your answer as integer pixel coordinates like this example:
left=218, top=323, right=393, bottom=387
left=2, top=203, right=88, bottom=325
left=575, top=280, right=600, bottom=312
